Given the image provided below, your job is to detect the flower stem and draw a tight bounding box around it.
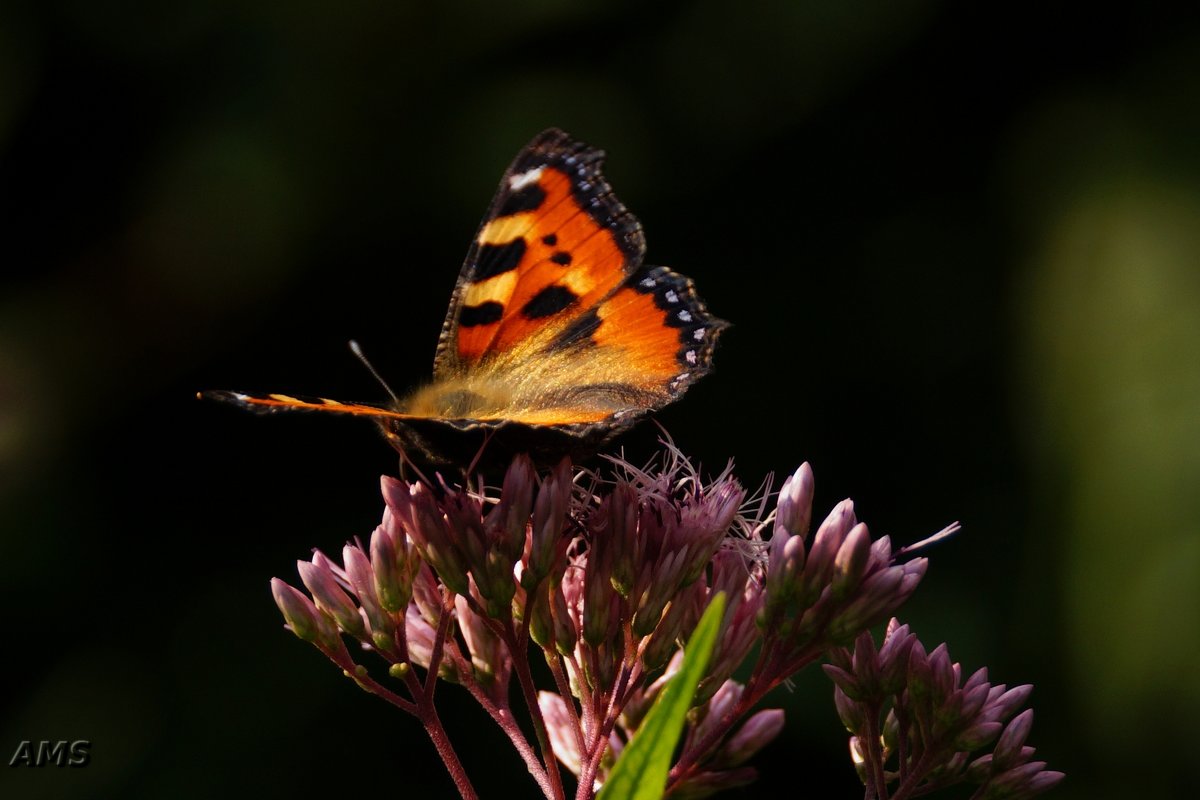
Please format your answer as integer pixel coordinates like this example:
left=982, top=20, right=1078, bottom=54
left=454, top=658, right=555, bottom=797
left=419, top=702, right=479, bottom=800
left=861, top=701, right=890, bottom=800
left=506, top=618, right=567, bottom=800
left=548, top=653, right=587, bottom=756
left=341, top=663, right=477, bottom=799
left=889, top=751, right=935, bottom=800
left=424, top=594, right=456, bottom=702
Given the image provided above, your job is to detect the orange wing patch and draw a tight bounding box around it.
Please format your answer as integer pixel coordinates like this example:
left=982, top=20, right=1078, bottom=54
left=435, top=130, right=645, bottom=374
left=551, top=264, right=726, bottom=400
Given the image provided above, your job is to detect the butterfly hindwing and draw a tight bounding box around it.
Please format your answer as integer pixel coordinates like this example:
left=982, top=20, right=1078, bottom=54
left=434, top=129, right=646, bottom=375
left=540, top=264, right=726, bottom=414
left=201, top=391, right=414, bottom=420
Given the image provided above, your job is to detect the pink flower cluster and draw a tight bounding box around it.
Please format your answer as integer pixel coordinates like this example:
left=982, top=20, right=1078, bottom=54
left=270, top=450, right=1058, bottom=800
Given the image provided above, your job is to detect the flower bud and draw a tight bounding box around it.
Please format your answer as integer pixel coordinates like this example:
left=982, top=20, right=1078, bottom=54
left=527, top=459, right=571, bottom=584
left=643, top=583, right=702, bottom=673
left=409, top=484, right=471, bottom=596
left=983, top=760, right=1057, bottom=799
left=271, top=578, right=339, bottom=650
left=927, top=644, right=955, bottom=705
left=850, top=628, right=881, bottom=695
left=831, top=523, right=872, bottom=600
left=877, top=623, right=915, bottom=694
left=762, top=529, right=805, bottom=626
left=960, top=674, right=994, bottom=721
left=827, top=565, right=907, bottom=642
left=370, top=523, right=410, bottom=614
left=455, top=594, right=508, bottom=694
left=344, top=544, right=394, bottom=644
left=833, top=685, right=865, bottom=734
left=984, top=685, right=1034, bottom=724
left=442, top=489, right=489, bottom=583
left=848, top=736, right=868, bottom=783
left=1021, top=770, right=1066, bottom=797
left=881, top=707, right=900, bottom=752
left=298, top=559, right=365, bottom=638
left=719, top=708, right=785, bottom=767
left=774, top=463, right=814, bottom=539
left=492, top=454, right=535, bottom=562
left=822, top=663, right=862, bottom=701
left=551, top=576, right=579, bottom=656
left=955, top=720, right=1004, bottom=751
left=528, top=583, right=555, bottom=649
left=992, top=709, right=1035, bottom=771
left=799, top=500, right=856, bottom=605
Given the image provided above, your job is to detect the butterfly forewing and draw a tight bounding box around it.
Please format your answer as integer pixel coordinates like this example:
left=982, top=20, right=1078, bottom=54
left=434, top=129, right=646, bottom=375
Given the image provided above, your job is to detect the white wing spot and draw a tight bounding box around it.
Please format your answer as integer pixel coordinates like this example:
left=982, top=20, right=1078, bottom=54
left=664, top=290, right=679, bottom=304
left=640, top=277, right=656, bottom=289
left=678, top=310, right=693, bottom=322
left=693, top=328, right=705, bottom=341
left=508, top=167, right=545, bottom=191
left=685, top=349, right=698, bottom=365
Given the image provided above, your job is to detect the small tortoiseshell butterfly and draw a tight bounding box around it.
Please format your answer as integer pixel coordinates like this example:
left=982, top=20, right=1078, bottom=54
left=204, top=129, right=726, bottom=469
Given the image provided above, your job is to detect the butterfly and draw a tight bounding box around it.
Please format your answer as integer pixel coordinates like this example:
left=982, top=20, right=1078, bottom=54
left=203, top=129, right=727, bottom=470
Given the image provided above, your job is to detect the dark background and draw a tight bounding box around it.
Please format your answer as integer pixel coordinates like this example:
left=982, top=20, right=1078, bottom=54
left=3, top=1, right=1198, bottom=798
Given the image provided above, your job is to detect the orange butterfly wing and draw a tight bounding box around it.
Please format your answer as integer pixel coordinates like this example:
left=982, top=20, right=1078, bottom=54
left=416, top=128, right=726, bottom=427
left=204, top=129, right=726, bottom=464
left=434, top=129, right=646, bottom=374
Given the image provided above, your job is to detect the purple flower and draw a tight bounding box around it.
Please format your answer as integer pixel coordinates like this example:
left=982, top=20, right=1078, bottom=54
left=265, top=447, right=1057, bottom=800
left=826, top=620, right=1063, bottom=800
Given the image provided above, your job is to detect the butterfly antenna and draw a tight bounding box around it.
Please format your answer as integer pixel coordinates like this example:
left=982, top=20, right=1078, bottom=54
left=348, top=340, right=401, bottom=405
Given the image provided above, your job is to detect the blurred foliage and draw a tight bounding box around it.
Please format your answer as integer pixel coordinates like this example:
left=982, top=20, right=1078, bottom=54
left=1018, top=122, right=1200, bottom=793
left=2, top=1, right=1198, bottom=798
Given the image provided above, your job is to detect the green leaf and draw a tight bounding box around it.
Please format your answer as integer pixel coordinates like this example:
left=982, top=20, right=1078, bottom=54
left=597, top=593, right=727, bottom=800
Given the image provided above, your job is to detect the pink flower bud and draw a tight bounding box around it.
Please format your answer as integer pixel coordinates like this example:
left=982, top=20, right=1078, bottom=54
left=527, top=459, right=571, bottom=584
left=271, top=578, right=338, bottom=649
left=992, top=709, right=1035, bottom=770
left=774, top=463, right=814, bottom=539
left=719, top=708, right=784, bottom=767
left=491, top=453, right=535, bottom=562
left=833, top=685, right=865, bottom=734
left=800, top=500, right=856, bottom=603
left=832, top=523, right=872, bottom=599
left=298, top=559, right=365, bottom=638
left=955, top=720, right=1003, bottom=750
left=984, top=684, right=1034, bottom=724
left=370, top=524, right=409, bottom=614
left=344, top=544, right=394, bottom=643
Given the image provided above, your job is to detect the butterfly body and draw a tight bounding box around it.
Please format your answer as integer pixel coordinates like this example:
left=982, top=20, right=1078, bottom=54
left=206, top=129, right=726, bottom=470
